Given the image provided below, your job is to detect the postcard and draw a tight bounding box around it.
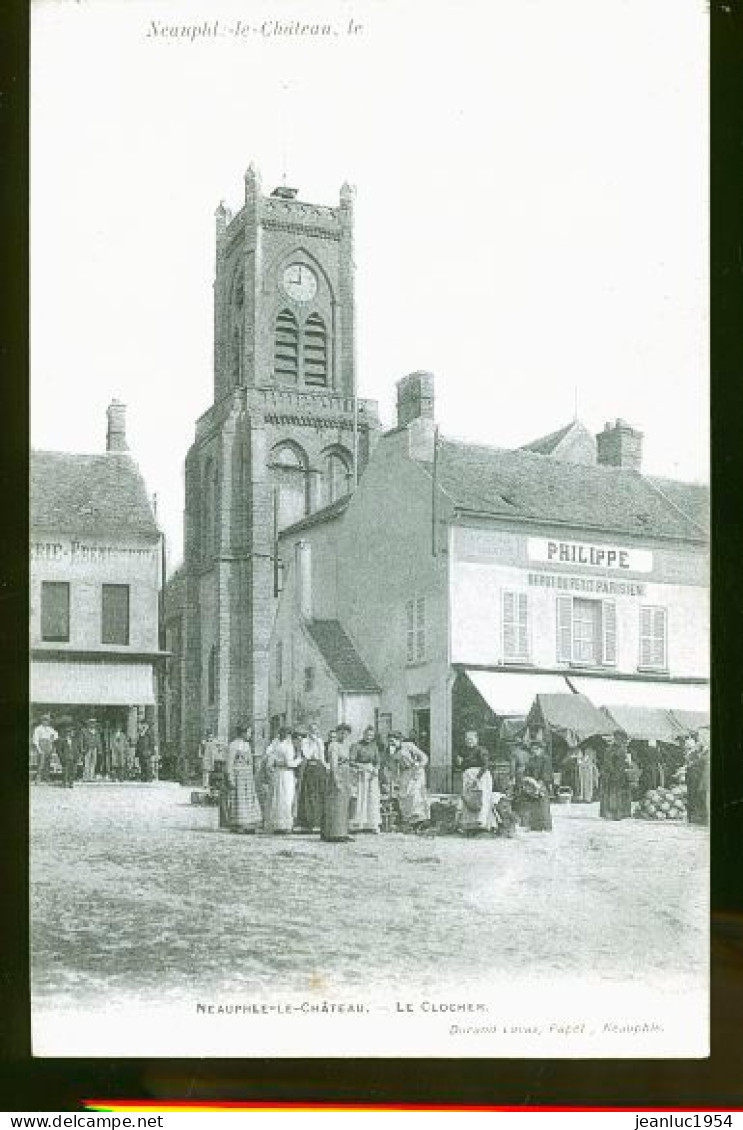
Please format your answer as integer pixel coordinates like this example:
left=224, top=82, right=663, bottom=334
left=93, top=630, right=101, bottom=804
left=30, top=0, right=709, bottom=1058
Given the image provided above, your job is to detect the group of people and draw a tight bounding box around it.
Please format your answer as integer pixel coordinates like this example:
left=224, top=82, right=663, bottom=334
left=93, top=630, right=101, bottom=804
left=455, top=730, right=550, bottom=834
left=454, top=725, right=711, bottom=830
left=593, top=731, right=710, bottom=825
left=30, top=714, right=157, bottom=787
left=204, top=723, right=432, bottom=841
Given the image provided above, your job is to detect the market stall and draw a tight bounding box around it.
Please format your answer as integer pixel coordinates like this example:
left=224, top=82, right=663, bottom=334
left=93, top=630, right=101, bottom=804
left=525, top=693, right=615, bottom=797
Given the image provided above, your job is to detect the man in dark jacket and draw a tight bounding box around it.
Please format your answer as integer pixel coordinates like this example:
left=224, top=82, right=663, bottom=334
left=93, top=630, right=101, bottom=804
left=136, top=721, right=155, bottom=782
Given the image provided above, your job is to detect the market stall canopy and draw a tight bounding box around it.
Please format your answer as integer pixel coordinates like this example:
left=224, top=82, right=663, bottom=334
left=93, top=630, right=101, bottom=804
left=601, top=704, right=685, bottom=744
left=669, top=709, right=710, bottom=735
left=31, top=660, right=156, bottom=705
left=528, top=693, right=615, bottom=746
left=566, top=676, right=709, bottom=714
left=464, top=670, right=570, bottom=718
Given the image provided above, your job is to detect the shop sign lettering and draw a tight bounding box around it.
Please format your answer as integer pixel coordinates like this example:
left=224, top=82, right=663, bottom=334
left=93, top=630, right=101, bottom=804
left=527, top=537, right=652, bottom=573
left=31, top=539, right=156, bottom=563
left=528, top=572, right=646, bottom=596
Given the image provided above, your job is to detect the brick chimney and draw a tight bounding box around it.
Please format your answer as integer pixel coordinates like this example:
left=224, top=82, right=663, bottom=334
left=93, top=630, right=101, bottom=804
left=396, top=371, right=435, bottom=428
left=596, top=418, right=643, bottom=471
left=106, top=400, right=128, bottom=453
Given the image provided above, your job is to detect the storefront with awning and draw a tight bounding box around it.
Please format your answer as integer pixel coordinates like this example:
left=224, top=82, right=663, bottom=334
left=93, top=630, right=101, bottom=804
left=565, top=676, right=709, bottom=715
left=31, top=657, right=157, bottom=707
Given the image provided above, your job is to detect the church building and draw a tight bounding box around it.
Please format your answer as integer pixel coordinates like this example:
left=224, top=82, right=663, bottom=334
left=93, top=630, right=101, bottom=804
left=180, top=165, right=380, bottom=753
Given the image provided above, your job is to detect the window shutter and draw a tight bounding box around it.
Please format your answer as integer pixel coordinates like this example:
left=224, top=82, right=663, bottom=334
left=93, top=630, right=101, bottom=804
left=602, top=600, right=617, bottom=666
left=502, top=590, right=516, bottom=659
left=652, top=609, right=667, bottom=668
left=415, top=596, right=426, bottom=661
left=406, top=599, right=415, bottom=664
left=556, top=596, right=572, bottom=662
left=517, top=592, right=529, bottom=659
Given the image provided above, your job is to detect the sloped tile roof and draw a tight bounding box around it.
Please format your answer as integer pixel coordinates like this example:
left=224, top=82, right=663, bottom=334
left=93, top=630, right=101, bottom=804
left=433, top=438, right=708, bottom=542
left=305, top=620, right=380, bottom=693
left=647, top=477, right=709, bottom=536
left=31, top=450, right=159, bottom=539
left=519, top=420, right=577, bottom=455
left=278, top=495, right=351, bottom=538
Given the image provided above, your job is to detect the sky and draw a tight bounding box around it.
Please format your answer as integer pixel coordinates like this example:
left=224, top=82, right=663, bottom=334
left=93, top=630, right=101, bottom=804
left=31, top=0, right=708, bottom=573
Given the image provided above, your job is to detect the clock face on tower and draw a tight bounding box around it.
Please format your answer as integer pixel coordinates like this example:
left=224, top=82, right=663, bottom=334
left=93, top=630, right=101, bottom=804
left=281, top=263, right=317, bottom=303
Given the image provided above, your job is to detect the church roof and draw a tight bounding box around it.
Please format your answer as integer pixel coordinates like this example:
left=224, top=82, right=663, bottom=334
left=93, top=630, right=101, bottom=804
left=433, top=438, right=708, bottom=542
left=31, top=450, right=159, bottom=540
left=305, top=620, right=380, bottom=693
left=519, top=420, right=581, bottom=455
left=278, top=494, right=351, bottom=537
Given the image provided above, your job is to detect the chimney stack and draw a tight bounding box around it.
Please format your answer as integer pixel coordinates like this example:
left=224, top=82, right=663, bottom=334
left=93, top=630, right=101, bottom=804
left=106, top=400, right=128, bottom=453
left=596, top=418, right=643, bottom=471
left=396, top=371, right=435, bottom=428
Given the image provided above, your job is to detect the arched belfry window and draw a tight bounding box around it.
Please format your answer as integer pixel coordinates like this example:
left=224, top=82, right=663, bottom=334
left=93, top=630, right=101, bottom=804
left=271, top=442, right=309, bottom=531
left=274, top=309, right=299, bottom=383
left=303, top=313, right=328, bottom=387
left=320, top=448, right=352, bottom=508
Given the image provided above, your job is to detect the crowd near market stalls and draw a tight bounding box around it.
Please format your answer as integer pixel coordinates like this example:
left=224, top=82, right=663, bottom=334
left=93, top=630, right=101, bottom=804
left=30, top=167, right=709, bottom=835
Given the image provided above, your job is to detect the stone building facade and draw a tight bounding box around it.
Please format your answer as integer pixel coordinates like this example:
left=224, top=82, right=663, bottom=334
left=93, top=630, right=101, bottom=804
left=30, top=402, right=163, bottom=746
left=181, top=165, right=380, bottom=753
left=269, top=373, right=709, bottom=791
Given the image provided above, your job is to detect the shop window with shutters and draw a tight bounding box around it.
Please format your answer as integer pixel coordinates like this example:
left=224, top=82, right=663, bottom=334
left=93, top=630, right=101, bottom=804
left=274, top=309, right=299, bottom=383
left=556, top=596, right=616, bottom=667
left=405, top=596, right=426, bottom=664
left=502, top=590, right=530, bottom=662
left=303, top=313, right=328, bottom=387
left=41, top=581, right=70, bottom=642
left=639, top=606, right=668, bottom=671
left=101, top=584, right=130, bottom=646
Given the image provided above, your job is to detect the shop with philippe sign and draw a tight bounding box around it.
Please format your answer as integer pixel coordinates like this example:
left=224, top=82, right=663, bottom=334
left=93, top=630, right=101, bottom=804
left=527, top=537, right=653, bottom=574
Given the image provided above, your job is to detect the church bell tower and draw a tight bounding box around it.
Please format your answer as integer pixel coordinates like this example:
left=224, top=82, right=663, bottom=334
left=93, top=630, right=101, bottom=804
left=182, top=164, right=380, bottom=753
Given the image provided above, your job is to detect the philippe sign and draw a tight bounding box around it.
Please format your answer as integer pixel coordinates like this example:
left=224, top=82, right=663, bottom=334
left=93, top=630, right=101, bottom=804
left=527, top=537, right=653, bottom=574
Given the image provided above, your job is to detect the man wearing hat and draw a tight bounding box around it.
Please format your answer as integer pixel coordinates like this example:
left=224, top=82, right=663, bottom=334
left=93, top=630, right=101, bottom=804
left=55, top=717, right=79, bottom=789
left=81, top=718, right=102, bottom=781
left=136, top=719, right=155, bottom=782
left=32, top=713, right=57, bottom=784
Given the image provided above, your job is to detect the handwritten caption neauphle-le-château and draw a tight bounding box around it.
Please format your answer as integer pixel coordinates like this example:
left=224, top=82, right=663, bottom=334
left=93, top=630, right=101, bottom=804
left=145, top=18, right=365, bottom=41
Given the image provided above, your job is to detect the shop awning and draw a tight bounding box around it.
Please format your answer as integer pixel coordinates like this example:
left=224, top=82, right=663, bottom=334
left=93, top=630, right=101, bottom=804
left=528, top=693, right=615, bottom=746
left=669, top=709, right=710, bottom=735
left=464, top=670, right=571, bottom=717
left=31, top=660, right=156, bottom=706
left=566, top=676, right=709, bottom=714
left=601, top=704, right=685, bottom=743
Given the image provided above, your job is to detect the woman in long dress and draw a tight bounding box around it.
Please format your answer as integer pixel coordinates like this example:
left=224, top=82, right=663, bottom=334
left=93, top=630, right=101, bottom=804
left=296, top=723, right=327, bottom=832
left=390, top=735, right=430, bottom=831
left=321, top=726, right=353, bottom=842
left=460, top=752, right=494, bottom=835
left=225, top=724, right=262, bottom=834
left=515, top=741, right=553, bottom=831
left=599, top=736, right=633, bottom=820
left=264, top=727, right=301, bottom=833
left=576, top=747, right=600, bottom=803
left=349, top=726, right=381, bottom=833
